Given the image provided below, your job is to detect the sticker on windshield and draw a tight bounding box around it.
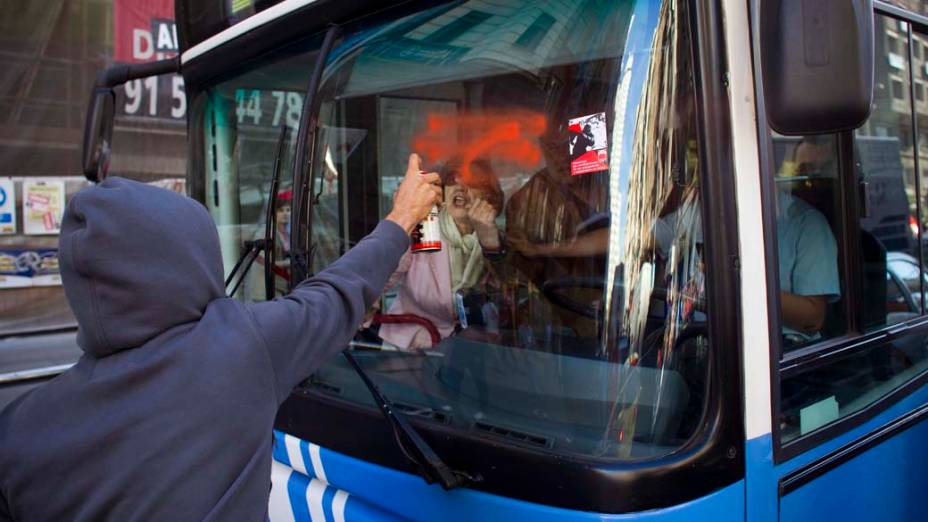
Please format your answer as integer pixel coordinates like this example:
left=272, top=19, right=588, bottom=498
left=568, top=112, right=608, bottom=176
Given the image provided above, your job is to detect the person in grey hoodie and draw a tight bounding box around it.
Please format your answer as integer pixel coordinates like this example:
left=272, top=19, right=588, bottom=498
left=0, top=155, right=441, bottom=522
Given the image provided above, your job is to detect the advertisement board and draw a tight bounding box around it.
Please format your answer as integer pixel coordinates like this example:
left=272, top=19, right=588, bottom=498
left=22, top=180, right=65, bottom=236
left=0, top=179, right=15, bottom=235
left=0, top=249, right=61, bottom=289
left=114, top=0, right=185, bottom=121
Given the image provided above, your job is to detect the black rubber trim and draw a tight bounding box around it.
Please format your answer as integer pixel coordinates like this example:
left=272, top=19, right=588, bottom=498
left=289, top=25, right=339, bottom=286
left=688, top=0, right=746, bottom=485
left=780, top=401, right=928, bottom=495
left=747, top=0, right=789, bottom=463
left=780, top=317, right=928, bottom=378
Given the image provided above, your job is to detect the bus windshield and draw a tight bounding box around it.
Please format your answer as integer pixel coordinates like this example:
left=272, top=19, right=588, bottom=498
left=301, top=0, right=711, bottom=461
left=189, top=34, right=326, bottom=300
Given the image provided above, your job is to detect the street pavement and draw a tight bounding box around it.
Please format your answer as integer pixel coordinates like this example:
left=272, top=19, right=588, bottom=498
left=0, top=330, right=81, bottom=409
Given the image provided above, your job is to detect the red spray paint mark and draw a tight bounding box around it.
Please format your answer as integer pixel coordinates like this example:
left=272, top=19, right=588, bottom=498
left=412, top=111, right=547, bottom=183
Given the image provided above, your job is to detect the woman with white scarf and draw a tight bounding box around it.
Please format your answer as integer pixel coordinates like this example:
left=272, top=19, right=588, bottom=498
left=378, top=159, right=504, bottom=350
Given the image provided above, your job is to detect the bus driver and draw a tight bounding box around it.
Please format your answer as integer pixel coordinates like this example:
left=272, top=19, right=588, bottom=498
left=510, top=137, right=841, bottom=344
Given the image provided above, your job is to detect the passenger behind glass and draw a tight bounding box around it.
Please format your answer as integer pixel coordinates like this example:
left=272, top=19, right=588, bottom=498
left=503, top=126, right=607, bottom=346
left=505, top=124, right=607, bottom=276
left=377, top=158, right=504, bottom=350
left=778, top=137, right=841, bottom=345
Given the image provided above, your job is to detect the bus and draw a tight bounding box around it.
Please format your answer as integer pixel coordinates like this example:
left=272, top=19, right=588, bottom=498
left=81, top=0, right=928, bottom=520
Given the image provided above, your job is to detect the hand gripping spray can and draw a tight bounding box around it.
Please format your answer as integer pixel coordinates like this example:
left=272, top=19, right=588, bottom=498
left=411, top=171, right=441, bottom=253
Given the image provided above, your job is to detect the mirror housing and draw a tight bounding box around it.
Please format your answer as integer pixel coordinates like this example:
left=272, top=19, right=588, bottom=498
left=761, top=0, right=874, bottom=135
left=80, top=57, right=181, bottom=182
left=81, top=87, right=115, bottom=183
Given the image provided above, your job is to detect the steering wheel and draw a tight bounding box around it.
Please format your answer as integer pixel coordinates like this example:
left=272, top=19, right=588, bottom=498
left=541, top=276, right=605, bottom=320
left=635, top=322, right=709, bottom=443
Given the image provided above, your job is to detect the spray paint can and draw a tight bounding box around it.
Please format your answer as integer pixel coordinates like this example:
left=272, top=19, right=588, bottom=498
left=411, top=204, right=441, bottom=252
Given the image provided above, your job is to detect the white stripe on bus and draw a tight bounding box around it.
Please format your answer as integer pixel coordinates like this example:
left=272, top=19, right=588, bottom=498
left=332, top=490, right=349, bottom=522
left=305, top=479, right=327, bottom=522
left=722, top=0, right=773, bottom=440
left=309, top=443, right=327, bottom=483
left=268, top=461, right=296, bottom=522
left=181, top=0, right=320, bottom=64
left=284, top=434, right=307, bottom=475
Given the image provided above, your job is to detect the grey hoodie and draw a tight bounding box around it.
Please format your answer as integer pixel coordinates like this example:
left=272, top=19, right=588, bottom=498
left=0, top=177, right=408, bottom=521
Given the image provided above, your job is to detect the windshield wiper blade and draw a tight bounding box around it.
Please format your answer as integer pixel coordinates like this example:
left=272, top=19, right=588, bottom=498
left=225, top=124, right=289, bottom=299
left=264, top=123, right=288, bottom=300
left=341, top=350, right=477, bottom=489
left=224, top=239, right=266, bottom=296
left=284, top=22, right=470, bottom=490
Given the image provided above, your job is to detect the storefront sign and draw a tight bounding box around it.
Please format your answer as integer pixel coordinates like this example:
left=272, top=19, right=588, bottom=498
left=0, top=179, right=15, bottom=234
left=114, top=0, right=185, bottom=120
left=0, top=249, right=61, bottom=289
left=114, top=0, right=176, bottom=64
left=23, top=180, right=65, bottom=236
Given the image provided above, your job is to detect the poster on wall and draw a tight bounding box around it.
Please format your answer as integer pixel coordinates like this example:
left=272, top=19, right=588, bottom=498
left=0, top=249, right=61, bottom=289
left=23, top=180, right=65, bottom=235
left=0, top=179, right=15, bottom=234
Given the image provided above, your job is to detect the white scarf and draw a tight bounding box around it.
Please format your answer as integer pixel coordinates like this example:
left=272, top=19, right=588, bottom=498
left=439, top=208, right=484, bottom=296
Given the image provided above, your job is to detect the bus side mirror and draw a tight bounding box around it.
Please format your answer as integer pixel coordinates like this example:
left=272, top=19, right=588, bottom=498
left=82, top=88, right=115, bottom=183
left=80, top=57, right=180, bottom=183
left=761, top=0, right=874, bottom=135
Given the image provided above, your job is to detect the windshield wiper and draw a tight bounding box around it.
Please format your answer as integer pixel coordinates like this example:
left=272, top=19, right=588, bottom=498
left=341, top=351, right=476, bottom=489
left=263, top=123, right=288, bottom=300
left=224, top=123, right=289, bottom=299
left=286, top=24, right=473, bottom=490
left=225, top=239, right=266, bottom=297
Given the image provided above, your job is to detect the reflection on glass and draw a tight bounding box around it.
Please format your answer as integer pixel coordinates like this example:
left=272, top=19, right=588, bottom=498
left=304, top=0, right=711, bottom=461
left=857, top=16, right=921, bottom=331
left=913, top=30, right=928, bottom=313
left=192, top=41, right=320, bottom=302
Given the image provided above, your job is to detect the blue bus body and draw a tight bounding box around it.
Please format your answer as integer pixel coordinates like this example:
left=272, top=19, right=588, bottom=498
left=269, top=385, right=928, bottom=521
left=160, top=0, right=928, bottom=519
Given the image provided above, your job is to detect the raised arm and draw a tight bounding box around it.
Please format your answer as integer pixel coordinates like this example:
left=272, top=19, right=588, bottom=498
left=247, top=154, right=442, bottom=402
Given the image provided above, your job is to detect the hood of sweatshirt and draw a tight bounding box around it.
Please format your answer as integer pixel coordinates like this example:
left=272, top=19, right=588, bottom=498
left=58, top=177, right=225, bottom=357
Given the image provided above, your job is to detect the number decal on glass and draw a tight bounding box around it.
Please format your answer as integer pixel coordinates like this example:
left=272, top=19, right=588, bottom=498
left=235, top=90, right=303, bottom=128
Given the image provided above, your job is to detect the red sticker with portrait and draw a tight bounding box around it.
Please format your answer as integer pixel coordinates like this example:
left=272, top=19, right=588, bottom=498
left=568, top=112, right=609, bottom=176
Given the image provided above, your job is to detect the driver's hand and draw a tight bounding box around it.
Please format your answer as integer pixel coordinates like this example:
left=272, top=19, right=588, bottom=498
left=510, top=235, right=543, bottom=257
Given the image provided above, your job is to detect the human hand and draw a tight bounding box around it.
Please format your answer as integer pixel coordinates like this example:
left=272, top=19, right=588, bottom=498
left=467, top=198, right=498, bottom=230
left=386, top=154, right=442, bottom=234
left=509, top=235, right=545, bottom=257
left=467, top=197, right=500, bottom=249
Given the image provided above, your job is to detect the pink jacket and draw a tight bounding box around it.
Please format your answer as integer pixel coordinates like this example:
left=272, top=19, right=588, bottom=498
left=379, top=245, right=457, bottom=349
